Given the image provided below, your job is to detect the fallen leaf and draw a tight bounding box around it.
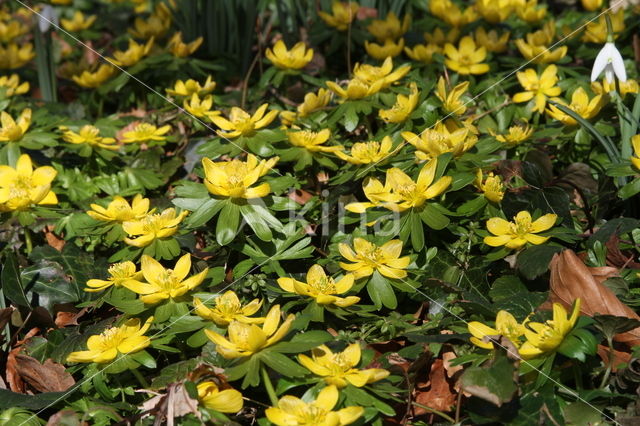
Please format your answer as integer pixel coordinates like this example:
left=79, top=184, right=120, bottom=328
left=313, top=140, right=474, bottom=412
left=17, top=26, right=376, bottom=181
left=55, top=307, right=88, bottom=328
left=14, top=354, right=75, bottom=393
left=43, top=225, right=65, bottom=251
left=140, top=382, right=201, bottom=426
left=605, top=234, right=640, bottom=269
left=45, top=409, right=81, bottom=426
left=413, top=359, right=456, bottom=415
left=6, top=347, right=24, bottom=393
left=596, top=344, right=631, bottom=373
left=549, top=250, right=640, bottom=347
left=288, top=189, right=313, bottom=205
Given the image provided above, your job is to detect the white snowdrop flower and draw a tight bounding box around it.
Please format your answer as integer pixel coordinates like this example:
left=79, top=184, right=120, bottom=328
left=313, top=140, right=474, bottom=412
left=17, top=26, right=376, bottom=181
left=591, top=42, right=627, bottom=84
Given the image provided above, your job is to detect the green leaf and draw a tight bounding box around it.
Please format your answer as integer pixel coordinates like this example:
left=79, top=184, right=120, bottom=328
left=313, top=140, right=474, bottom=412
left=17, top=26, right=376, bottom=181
left=0, top=389, right=68, bottom=410
left=150, top=358, right=201, bottom=389
left=516, top=245, right=563, bottom=280
left=269, top=331, right=333, bottom=353
left=592, top=314, right=640, bottom=342
left=367, top=271, right=397, bottom=310
left=420, top=204, right=449, bottom=230
left=186, top=198, right=223, bottom=227
left=216, top=201, right=240, bottom=246
left=461, top=355, right=518, bottom=407
left=618, top=178, right=640, bottom=200
left=410, top=212, right=425, bottom=252
left=259, top=351, right=308, bottom=377
left=1, top=252, right=30, bottom=308
left=489, top=276, right=546, bottom=320
left=240, top=204, right=273, bottom=241
left=130, top=350, right=157, bottom=369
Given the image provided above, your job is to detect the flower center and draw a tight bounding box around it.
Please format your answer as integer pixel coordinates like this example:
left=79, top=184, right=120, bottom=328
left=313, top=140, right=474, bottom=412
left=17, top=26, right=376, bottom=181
left=312, top=276, right=337, bottom=295
left=512, top=216, right=533, bottom=236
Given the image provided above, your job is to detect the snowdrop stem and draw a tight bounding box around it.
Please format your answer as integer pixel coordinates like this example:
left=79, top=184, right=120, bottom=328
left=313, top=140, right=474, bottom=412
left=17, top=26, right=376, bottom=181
left=605, top=14, right=614, bottom=43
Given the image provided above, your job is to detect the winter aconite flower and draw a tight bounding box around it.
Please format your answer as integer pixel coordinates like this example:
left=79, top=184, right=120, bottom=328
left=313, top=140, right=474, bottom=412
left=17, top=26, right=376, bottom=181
left=61, top=125, right=118, bottom=150
left=582, top=10, right=624, bottom=44
left=339, top=238, right=410, bottom=280
left=435, top=77, right=469, bottom=116
left=468, top=311, right=526, bottom=350
left=204, top=305, right=294, bottom=359
left=484, top=211, right=557, bottom=250
left=404, top=43, right=441, bottom=63
left=475, top=170, right=504, bottom=203
left=491, top=124, right=534, bottom=147
left=0, top=154, right=57, bottom=212
left=424, top=27, right=459, bottom=46
left=197, top=382, right=243, bottom=413
left=546, top=87, right=605, bottom=126
left=378, top=82, right=419, bottom=123
left=631, top=135, right=640, bottom=171
left=592, top=78, right=639, bottom=97
left=475, top=28, right=510, bottom=53
left=111, top=38, right=154, bottom=67
left=0, top=43, right=35, bottom=69
left=66, top=317, right=153, bottom=363
left=265, top=40, right=313, bottom=70
left=0, top=108, right=31, bottom=142
left=60, top=11, right=97, bottom=32
left=366, top=12, right=410, bottom=42
left=210, top=104, right=278, bottom=138
left=72, top=64, right=117, bottom=88
left=429, top=0, right=477, bottom=27
left=0, top=74, right=29, bottom=97
left=183, top=94, right=218, bottom=119
left=194, top=291, right=264, bottom=326
left=120, top=123, right=171, bottom=144
left=287, top=128, right=341, bottom=152
left=346, top=159, right=451, bottom=213
left=166, top=76, right=216, bottom=98
left=365, top=39, right=405, bottom=60
left=277, top=265, right=359, bottom=307
left=85, top=261, right=143, bottom=292
left=129, top=3, right=171, bottom=39
left=122, top=208, right=188, bottom=247
left=475, top=0, right=513, bottom=23
left=326, top=78, right=383, bottom=101
left=168, top=32, right=203, bottom=57
left=516, top=0, right=547, bottom=23
left=318, top=1, right=359, bottom=31
left=266, top=385, right=363, bottom=426
left=513, top=65, right=562, bottom=113
left=444, top=36, right=489, bottom=75
left=402, top=121, right=477, bottom=161
left=124, top=254, right=208, bottom=304
left=298, top=344, right=389, bottom=388
left=519, top=299, right=582, bottom=359
left=336, top=137, right=393, bottom=165
left=352, top=57, right=410, bottom=90
left=581, top=0, right=603, bottom=11
left=87, top=194, right=152, bottom=223
left=201, top=154, right=278, bottom=199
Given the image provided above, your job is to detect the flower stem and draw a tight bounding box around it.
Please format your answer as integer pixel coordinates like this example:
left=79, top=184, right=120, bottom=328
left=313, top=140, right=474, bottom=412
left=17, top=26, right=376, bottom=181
left=261, top=365, right=278, bottom=406
left=24, top=228, right=33, bottom=255
left=599, top=337, right=614, bottom=389
left=131, top=368, right=150, bottom=389
left=410, top=401, right=456, bottom=423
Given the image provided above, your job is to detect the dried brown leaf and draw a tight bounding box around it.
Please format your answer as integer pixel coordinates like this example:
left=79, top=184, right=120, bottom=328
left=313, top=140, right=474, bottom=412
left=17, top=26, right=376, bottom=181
left=14, top=354, right=75, bottom=393
left=413, top=359, right=456, bottom=415
left=140, top=382, right=200, bottom=426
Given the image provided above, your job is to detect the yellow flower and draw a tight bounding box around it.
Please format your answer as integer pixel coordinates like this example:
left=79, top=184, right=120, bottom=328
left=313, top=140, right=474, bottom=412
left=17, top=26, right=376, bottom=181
left=287, top=128, right=341, bottom=153
left=265, top=40, right=314, bottom=70
left=339, top=238, right=410, bottom=279
left=582, top=10, right=624, bottom=43
left=468, top=310, right=526, bottom=350
left=298, top=344, right=389, bottom=388
left=326, top=78, right=381, bottom=101
left=210, top=104, right=278, bottom=138
left=592, top=79, right=639, bottom=98
left=72, top=64, right=117, bottom=88
left=516, top=0, right=546, bottom=22
left=475, top=170, right=504, bottom=203
left=336, top=137, right=393, bottom=165
left=129, top=5, right=172, bottom=39
left=353, top=57, right=410, bottom=90
left=297, top=88, right=332, bottom=117
left=182, top=93, right=219, bottom=120
left=204, top=304, right=294, bottom=359
left=423, top=27, right=459, bottom=46
left=202, top=154, right=278, bottom=199
left=197, top=382, right=243, bottom=414
left=0, top=154, right=57, bottom=212
left=0, top=108, right=31, bottom=142
left=514, top=39, right=567, bottom=64
left=444, top=36, right=489, bottom=75
left=111, top=37, right=154, bottom=67
left=404, top=43, right=441, bottom=63
left=630, top=135, right=640, bottom=171
left=122, top=208, right=188, bottom=247
left=430, top=0, right=478, bottom=27
left=194, top=291, right=264, bottom=326
left=87, top=194, right=151, bottom=223
left=491, top=124, right=534, bottom=147
left=66, top=317, right=153, bottom=363
left=0, top=20, right=28, bottom=43
left=513, top=65, right=561, bottom=113
left=364, top=38, right=405, bottom=60
left=120, top=123, right=171, bottom=144
left=318, top=1, right=359, bottom=31
left=526, top=20, right=555, bottom=46
left=123, top=254, right=208, bottom=305
left=581, top=0, right=603, bottom=11
left=168, top=32, right=203, bottom=58
left=278, top=265, right=360, bottom=307
left=60, top=11, right=97, bottom=32
left=475, top=27, right=510, bottom=53
left=402, top=121, right=477, bottom=161
left=366, top=12, right=410, bottom=42
left=0, top=74, right=29, bottom=97
left=519, top=299, right=582, bottom=359
left=166, top=76, right=216, bottom=97
left=266, top=385, right=363, bottom=426
left=546, top=87, right=605, bottom=126
left=378, top=82, right=419, bottom=123
left=85, top=261, right=143, bottom=292
left=0, top=42, right=34, bottom=69
left=61, top=125, right=118, bottom=150
left=346, top=159, right=452, bottom=213
left=435, top=77, right=469, bottom=116
left=475, top=0, right=513, bottom=23
left=484, top=211, right=557, bottom=250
